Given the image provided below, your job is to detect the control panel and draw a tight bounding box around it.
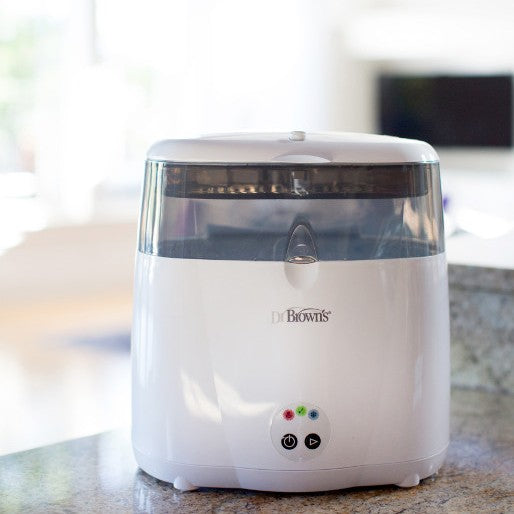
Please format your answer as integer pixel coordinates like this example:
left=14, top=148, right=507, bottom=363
left=270, top=402, right=330, bottom=461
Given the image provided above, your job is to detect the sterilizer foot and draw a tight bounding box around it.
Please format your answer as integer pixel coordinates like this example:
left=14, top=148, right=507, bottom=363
left=173, top=476, right=199, bottom=492
left=396, top=473, right=420, bottom=488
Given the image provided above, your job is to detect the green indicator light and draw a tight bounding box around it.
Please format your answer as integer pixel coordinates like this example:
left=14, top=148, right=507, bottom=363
left=296, top=405, right=307, bottom=416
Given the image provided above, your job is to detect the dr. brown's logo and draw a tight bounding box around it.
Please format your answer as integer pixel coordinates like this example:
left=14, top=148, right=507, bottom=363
left=271, top=308, right=332, bottom=324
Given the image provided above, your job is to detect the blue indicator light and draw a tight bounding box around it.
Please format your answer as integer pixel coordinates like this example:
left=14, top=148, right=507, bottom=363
left=308, top=409, right=319, bottom=420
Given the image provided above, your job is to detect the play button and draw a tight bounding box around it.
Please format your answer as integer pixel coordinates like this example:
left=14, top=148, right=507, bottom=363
left=304, top=433, right=321, bottom=450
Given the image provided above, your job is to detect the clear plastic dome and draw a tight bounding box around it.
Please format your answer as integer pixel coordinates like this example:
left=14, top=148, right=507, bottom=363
left=138, top=160, right=444, bottom=262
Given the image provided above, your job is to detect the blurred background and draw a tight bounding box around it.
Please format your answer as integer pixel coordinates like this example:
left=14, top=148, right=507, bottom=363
left=1, top=0, right=513, bottom=455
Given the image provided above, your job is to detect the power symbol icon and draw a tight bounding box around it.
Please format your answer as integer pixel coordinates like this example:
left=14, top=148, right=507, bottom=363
left=281, top=433, right=298, bottom=450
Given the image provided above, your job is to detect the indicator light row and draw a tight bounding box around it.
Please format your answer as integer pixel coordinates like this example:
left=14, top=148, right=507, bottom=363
left=282, top=407, right=319, bottom=421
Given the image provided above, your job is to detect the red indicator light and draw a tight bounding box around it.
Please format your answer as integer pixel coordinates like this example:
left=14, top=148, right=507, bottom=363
left=283, top=409, right=295, bottom=421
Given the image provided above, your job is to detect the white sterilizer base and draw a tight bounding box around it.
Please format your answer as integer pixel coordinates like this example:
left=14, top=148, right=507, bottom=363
left=135, top=447, right=448, bottom=492
left=132, top=253, right=450, bottom=493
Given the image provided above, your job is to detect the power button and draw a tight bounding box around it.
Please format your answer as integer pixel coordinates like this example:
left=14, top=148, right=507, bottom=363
left=281, top=433, right=298, bottom=450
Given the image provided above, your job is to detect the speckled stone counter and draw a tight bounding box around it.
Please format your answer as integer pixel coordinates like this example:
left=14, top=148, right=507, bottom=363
left=0, top=388, right=512, bottom=513
left=448, top=264, right=514, bottom=394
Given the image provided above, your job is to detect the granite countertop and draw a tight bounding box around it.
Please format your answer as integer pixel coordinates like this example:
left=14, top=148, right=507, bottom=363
left=1, top=389, right=513, bottom=514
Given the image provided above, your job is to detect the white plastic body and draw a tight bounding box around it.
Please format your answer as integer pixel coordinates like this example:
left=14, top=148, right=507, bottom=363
left=132, top=253, right=450, bottom=492
left=147, top=132, right=438, bottom=164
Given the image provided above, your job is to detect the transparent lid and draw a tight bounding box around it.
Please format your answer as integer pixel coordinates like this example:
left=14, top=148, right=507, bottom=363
left=138, top=133, right=444, bottom=262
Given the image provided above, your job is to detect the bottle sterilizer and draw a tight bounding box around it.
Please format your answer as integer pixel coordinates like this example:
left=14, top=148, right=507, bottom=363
left=132, top=131, right=450, bottom=492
